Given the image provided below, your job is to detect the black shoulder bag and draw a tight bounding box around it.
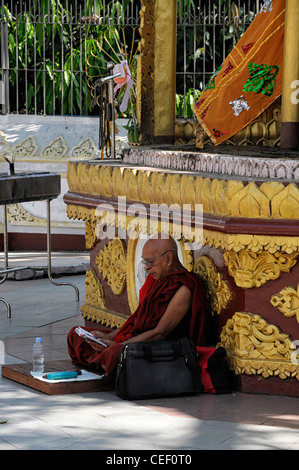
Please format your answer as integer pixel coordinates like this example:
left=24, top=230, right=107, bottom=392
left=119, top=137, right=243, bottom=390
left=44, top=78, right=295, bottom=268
left=115, top=337, right=202, bottom=400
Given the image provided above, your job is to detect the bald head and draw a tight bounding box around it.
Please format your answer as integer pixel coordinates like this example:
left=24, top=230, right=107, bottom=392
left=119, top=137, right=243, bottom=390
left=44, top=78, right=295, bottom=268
left=143, top=234, right=178, bottom=259
left=142, top=234, right=184, bottom=279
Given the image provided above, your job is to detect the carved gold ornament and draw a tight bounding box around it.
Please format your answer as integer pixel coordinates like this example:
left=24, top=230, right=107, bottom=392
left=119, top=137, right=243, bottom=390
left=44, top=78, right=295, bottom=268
left=66, top=203, right=299, bottom=257
left=223, top=250, right=298, bottom=288
left=7, top=203, right=43, bottom=225
left=66, top=161, right=299, bottom=220
left=270, top=284, right=299, bottom=323
left=84, top=269, right=105, bottom=309
left=81, top=269, right=127, bottom=327
left=219, top=312, right=299, bottom=380
left=194, top=256, right=231, bottom=315
left=203, top=231, right=299, bottom=255
left=85, top=220, right=98, bottom=250
left=65, top=161, right=299, bottom=260
left=96, top=237, right=127, bottom=295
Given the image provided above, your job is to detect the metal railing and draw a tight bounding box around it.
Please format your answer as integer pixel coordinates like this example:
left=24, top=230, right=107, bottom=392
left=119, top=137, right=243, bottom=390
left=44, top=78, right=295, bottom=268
left=0, top=0, right=263, bottom=117
left=0, top=0, right=141, bottom=116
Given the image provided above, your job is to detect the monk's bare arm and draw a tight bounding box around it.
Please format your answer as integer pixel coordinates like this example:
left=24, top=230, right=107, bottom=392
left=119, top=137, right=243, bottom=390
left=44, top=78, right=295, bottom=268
left=124, top=284, right=192, bottom=344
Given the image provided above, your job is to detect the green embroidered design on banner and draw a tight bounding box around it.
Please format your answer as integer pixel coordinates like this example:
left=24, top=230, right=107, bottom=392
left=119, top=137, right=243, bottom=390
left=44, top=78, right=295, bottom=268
left=204, top=65, right=222, bottom=91
left=243, top=62, right=279, bottom=97
left=205, top=77, right=215, bottom=90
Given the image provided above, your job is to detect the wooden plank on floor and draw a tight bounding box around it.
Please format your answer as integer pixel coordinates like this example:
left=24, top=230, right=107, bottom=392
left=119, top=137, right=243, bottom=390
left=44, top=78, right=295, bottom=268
left=1, top=360, right=115, bottom=395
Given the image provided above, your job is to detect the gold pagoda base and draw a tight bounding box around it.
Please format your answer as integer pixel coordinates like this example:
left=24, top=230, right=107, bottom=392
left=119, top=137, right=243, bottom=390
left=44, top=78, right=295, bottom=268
left=64, top=146, right=299, bottom=397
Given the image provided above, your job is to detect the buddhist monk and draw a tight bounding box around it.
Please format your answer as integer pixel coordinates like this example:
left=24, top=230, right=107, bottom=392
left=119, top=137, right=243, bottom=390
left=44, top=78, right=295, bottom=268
left=67, top=234, right=209, bottom=376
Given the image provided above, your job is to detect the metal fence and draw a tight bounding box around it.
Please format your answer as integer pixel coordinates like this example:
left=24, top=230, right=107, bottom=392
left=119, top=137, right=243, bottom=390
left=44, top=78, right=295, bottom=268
left=176, top=0, right=263, bottom=116
left=0, top=0, right=141, bottom=116
left=0, top=0, right=263, bottom=117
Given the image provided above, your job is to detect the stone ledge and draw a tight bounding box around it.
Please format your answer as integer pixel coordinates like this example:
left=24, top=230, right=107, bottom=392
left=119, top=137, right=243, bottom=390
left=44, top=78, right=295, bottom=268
left=123, top=147, right=299, bottom=182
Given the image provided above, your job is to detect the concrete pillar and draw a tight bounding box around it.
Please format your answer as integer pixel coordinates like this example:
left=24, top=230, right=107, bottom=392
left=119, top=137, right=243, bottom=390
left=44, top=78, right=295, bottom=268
left=280, top=0, right=299, bottom=149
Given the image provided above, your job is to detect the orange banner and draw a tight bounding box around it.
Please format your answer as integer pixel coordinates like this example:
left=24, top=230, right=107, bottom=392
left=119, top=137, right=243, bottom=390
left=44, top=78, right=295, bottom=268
left=193, top=0, right=285, bottom=145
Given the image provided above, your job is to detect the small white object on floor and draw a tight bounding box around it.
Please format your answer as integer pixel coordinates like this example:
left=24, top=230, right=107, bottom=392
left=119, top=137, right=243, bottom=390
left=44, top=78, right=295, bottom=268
left=30, top=369, right=104, bottom=383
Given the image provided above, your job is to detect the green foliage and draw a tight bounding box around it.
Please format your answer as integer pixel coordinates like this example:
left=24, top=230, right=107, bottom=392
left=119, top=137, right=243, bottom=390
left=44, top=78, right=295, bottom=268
left=123, top=117, right=139, bottom=143
left=1, top=0, right=257, bottom=116
left=176, top=88, right=201, bottom=117
left=2, top=0, right=139, bottom=115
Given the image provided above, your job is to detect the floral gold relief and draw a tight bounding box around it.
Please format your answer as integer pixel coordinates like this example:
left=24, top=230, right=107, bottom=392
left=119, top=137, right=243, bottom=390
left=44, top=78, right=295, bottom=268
left=7, top=203, right=44, bottom=225
left=194, top=256, right=232, bottom=315
left=223, top=250, right=298, bottom=288
left=96, top=237, right=127, bottom=295
left=271, top=284, right=299, bottom=323
left=66, top=199, right=299, bottom=257
left=81, top=269, right=127, bottom=327
left=85, top=220, right=98, bottom=250
left=84, top=269, right=105, bottom=310
left=219, top=312, right=299, bottom=380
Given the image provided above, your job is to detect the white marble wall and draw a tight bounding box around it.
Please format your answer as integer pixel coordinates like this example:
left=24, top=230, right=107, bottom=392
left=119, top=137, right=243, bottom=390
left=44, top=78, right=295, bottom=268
left=0, top=115, right=128, bottom=236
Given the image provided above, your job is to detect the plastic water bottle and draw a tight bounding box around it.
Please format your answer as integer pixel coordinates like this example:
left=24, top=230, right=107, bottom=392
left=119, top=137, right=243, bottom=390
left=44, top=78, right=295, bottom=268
left=32, top=337, right=44, bottom=375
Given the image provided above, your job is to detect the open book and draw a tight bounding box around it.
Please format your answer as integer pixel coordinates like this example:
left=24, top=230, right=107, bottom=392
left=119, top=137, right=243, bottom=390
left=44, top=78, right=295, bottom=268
left=75, top=326, right=107, bottom=347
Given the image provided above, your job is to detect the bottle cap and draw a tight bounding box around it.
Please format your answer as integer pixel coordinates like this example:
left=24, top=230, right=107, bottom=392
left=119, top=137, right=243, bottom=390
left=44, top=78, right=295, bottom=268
left=35, top=337, right=42, bottom=343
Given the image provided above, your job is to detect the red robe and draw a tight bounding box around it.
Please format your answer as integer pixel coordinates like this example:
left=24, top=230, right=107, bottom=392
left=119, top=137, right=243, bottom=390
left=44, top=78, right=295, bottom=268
left=67, top=270, right=209, bottom=375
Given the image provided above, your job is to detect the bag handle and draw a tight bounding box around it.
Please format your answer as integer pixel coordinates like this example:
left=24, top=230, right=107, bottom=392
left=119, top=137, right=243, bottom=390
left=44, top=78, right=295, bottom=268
left=143, top=344, right=181, bottom=362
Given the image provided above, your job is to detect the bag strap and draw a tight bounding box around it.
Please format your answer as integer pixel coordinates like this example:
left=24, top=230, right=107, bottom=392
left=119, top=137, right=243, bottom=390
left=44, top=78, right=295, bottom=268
left=180, top=337, right=202, bottom=390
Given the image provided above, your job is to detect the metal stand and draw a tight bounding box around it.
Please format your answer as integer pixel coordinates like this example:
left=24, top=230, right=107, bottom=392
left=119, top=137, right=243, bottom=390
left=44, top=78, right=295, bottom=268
left=95, top=62, right=121, bottom=159
left=46, top=200, right=79, bottom=301
left=0, top=200, right=79, bottom=318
